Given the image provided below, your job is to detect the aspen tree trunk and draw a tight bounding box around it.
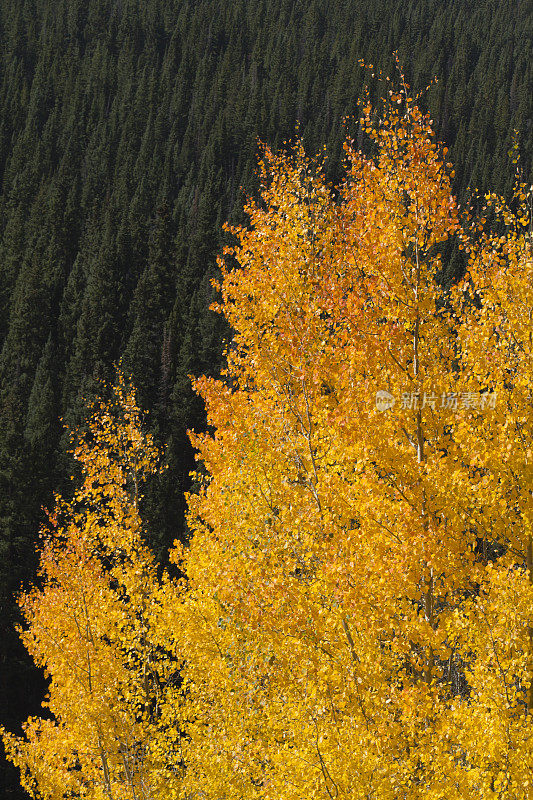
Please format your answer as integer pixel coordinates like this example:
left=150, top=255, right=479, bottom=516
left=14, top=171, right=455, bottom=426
left=98, top=734, right=115, bottom=800
left=119, top=743, right=139, bottom=800
left=527, top=310, right=533, bottom=714
left=413, top=235, right=434, bottom=683
left=527, top=533, right=533, bottom=714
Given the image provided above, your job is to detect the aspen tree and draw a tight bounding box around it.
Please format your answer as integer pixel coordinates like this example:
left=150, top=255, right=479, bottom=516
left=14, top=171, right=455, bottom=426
left=171, top=93, right=496, bottom=799
left=442, top=181, right=533, bottom=798
left=169, top=86, right=533, bottom=797
left=2, top=374, right=184, bottom=800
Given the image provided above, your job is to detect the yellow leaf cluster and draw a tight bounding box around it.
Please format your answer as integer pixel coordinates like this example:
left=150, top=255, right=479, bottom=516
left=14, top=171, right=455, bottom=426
left=172, top=97, right=533, bottom=798
left=2, top=373, right=185, bottom=800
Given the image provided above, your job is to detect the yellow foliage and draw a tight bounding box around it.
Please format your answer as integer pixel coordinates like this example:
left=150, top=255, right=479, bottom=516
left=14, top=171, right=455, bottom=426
left=172, top=94, right=533, bottom=798
left=1, top=373, right=185, bottom=800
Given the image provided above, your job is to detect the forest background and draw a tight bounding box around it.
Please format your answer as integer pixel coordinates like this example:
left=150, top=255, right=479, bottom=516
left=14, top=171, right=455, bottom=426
left=0, top=0, right=531, bottom=797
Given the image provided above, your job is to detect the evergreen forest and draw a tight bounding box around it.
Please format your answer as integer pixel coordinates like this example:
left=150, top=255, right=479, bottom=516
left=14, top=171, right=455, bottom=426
left=0, top=0, right=532, bottom=796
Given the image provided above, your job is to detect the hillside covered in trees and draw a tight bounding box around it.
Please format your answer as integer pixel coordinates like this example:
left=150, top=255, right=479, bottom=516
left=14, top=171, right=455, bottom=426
left=0, top=0, right=532, bottom=796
